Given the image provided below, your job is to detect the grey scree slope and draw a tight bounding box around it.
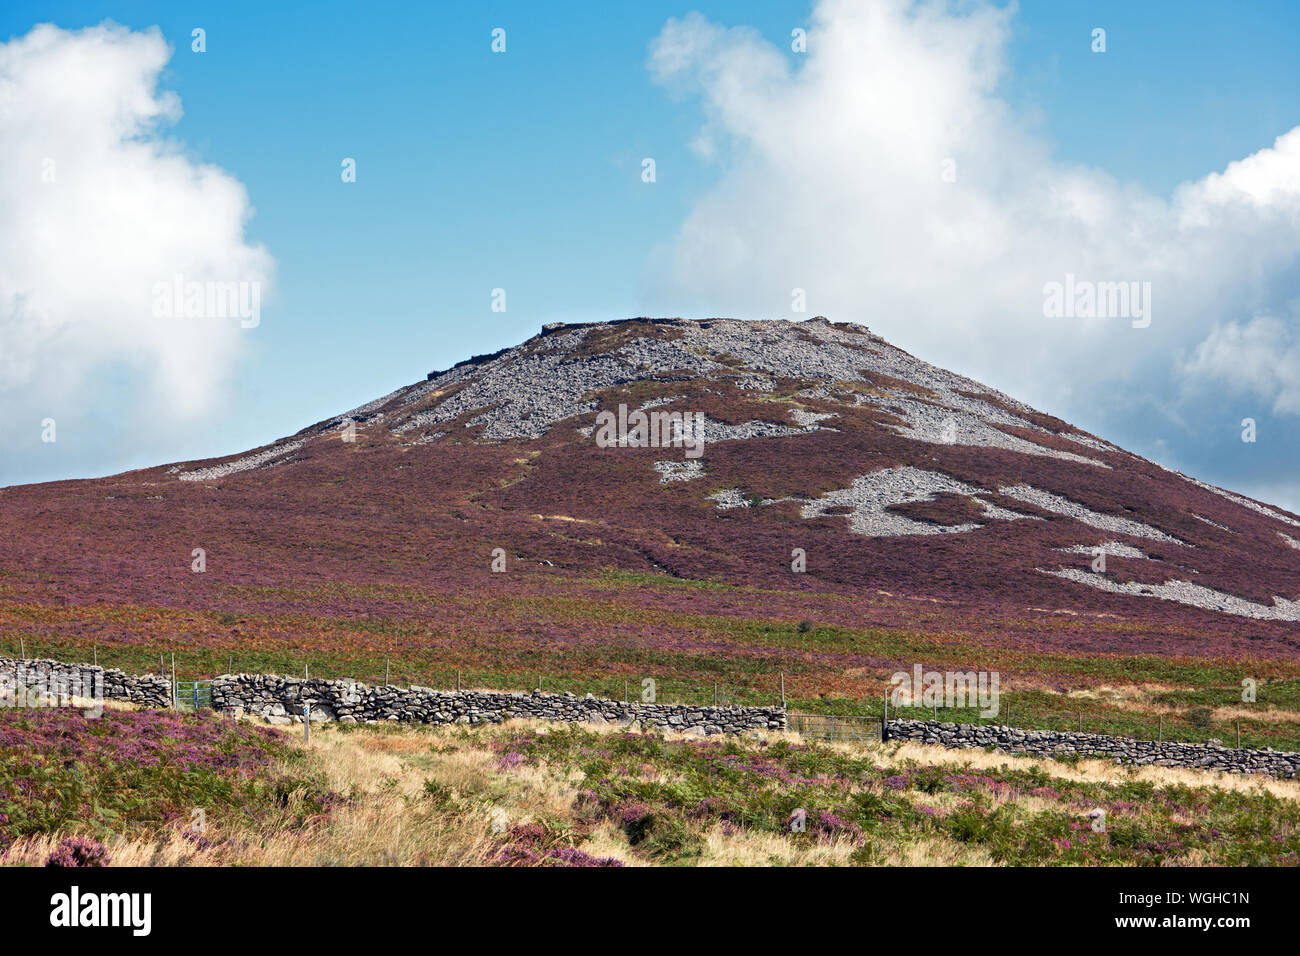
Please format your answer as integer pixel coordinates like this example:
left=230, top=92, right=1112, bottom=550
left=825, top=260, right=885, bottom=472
left=169, top=317, right=1300, bottom=622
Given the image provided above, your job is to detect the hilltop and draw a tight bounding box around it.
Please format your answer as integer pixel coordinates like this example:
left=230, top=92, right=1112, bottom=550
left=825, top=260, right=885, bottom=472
left=2, top=316, right=1298, bottom=732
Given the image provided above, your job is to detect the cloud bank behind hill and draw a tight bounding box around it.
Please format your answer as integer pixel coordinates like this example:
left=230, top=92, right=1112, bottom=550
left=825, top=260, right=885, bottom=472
left=643, top=0, right=1300, bottom=509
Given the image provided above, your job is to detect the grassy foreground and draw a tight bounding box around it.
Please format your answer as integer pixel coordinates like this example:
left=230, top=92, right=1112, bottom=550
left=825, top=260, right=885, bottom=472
left=3, top=707, right=1299, bottom=867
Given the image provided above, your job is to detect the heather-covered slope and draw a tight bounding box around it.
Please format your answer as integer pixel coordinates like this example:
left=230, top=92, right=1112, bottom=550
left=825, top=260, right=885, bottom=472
left=1, top=317, right=1298, bottom=718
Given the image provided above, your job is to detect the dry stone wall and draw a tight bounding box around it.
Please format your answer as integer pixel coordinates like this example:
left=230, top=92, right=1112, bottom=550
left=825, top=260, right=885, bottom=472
left=6, top=657, right=1297, bottom=777
left=0, top=657, right=172, bottom=708
left=211, top=673, right=786, bottom=735
left=886, top=718, right=1300, bottom=778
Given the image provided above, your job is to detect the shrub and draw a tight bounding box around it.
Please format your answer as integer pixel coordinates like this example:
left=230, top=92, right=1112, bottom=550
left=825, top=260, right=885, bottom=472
left=45, top=836, right=109, bottom=868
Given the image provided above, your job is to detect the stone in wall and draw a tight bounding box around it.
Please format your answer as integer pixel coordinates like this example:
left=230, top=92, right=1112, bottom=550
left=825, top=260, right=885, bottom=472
left=885, top=718, right=1300, bottom=779
left=0, top=657, right=172, bottom=709
left=211, top=673, right=786, bottom=735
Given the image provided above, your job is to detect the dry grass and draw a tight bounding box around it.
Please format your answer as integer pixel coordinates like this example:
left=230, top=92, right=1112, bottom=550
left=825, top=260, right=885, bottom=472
left=883, top=837, right=995, bottom=867
left=1055, top=683, right=1300, bottom=726
left=6, top=723, right=495, bottom=867
left=844, top=737, right=1300, bottom=801
left=9, top=715, right=1296, bottom=867
left=1212, top=704, right=1300, bottom=725
left=697, top=824, right=857, bottom=866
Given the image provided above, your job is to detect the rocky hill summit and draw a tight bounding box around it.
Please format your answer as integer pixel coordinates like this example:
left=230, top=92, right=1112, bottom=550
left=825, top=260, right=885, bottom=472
left=185, top=316, right=1113, bottom=474
left=4, top=316, right=1299, bottom=661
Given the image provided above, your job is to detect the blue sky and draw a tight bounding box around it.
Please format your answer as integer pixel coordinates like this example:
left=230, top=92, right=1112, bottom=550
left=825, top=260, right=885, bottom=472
left=2, top=0, right=1298, bottom=508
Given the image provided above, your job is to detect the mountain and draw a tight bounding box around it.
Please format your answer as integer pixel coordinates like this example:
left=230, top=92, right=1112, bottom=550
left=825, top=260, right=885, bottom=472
left=2, top=316, right=1298, bottom=692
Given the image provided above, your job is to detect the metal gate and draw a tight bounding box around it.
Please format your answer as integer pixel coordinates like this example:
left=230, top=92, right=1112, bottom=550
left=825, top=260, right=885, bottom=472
left=174, top=679, right=213, bottom=710
left=787, top=713, right=882, bottom=743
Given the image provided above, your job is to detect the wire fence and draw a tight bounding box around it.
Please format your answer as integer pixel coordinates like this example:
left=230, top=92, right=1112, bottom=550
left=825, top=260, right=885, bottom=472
left=0, top=639, right=784, bottom=712
left=789, top=692, right=1296, bottom=751
left=812, top=699, right=1288, bottom=751
left=4, top=639, right=1296, bottom=751
left=787, top=713, right=882, bottom=743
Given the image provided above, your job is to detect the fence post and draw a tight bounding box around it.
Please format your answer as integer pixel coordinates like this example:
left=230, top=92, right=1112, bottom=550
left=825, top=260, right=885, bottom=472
left=193, top=682, right=199, bottom=710
left=304, top=703, right=310, bottom=743
left=1236, top=721, right=1241, bottom=749
left=171, top=653, right=177, bottom=709
left=456, top=670, right=461, bottom=691
left=882, top=690, right=889, bottom=742
left=385, top=659, right=390, bottom=685
left=713, top=682, right=718, bottom=707
left=92, top=645, right=97, bottom=667
left=1158, top=715, right=1163, bottom=743
left=779, top=671, right=785, bottom=708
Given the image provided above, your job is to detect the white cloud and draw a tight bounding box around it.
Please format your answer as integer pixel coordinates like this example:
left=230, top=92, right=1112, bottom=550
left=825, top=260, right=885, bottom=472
left=1183, top=315, right=1300, bottom=415
left=0, top=22, right=272, bottom=438
left=643, top=0, right=1300, bottom=431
